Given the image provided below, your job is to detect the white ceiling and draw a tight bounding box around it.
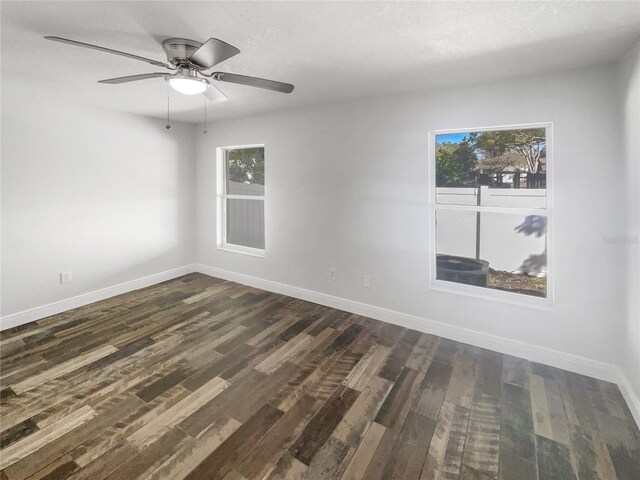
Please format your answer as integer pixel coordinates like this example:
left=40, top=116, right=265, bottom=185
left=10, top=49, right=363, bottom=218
left=2, top=1, right=640, bottom=123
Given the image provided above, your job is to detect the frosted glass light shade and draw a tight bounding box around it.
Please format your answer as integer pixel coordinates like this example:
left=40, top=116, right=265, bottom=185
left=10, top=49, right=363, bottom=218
left=168, top=77, right=207, bottom=95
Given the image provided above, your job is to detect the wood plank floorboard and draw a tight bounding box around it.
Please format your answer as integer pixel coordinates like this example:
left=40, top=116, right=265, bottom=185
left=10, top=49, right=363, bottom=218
left=1, top=273, right=638, bottom=479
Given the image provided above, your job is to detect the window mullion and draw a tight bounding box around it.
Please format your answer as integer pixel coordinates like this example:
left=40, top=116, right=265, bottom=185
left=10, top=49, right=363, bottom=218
left=433, top=204, right=547, bottom=215
left=223, top=194, right=265, bottom=201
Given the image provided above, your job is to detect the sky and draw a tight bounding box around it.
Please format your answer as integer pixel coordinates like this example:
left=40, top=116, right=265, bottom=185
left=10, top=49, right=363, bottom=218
left=436, top=132, right=469, bottom=144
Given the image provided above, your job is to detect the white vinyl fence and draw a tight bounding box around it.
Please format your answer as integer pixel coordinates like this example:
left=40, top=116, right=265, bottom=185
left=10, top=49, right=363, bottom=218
left=436, top=187, right=547, bottom=275
left=226, top=182, right=265, bottom=249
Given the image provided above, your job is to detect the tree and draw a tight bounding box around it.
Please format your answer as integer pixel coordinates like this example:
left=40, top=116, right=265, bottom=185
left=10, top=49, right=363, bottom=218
left=435, top=140, right=478, bottom=187
left=469, top=128, right=545, bottom=173
left=226, top=147, right=264, bottom=184
left=478, top=151, right=527, bottom=173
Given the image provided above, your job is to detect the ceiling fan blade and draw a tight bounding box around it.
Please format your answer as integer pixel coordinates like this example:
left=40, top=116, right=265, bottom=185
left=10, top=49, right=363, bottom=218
left=202, top=79, right=228, bottom=102
left=189, top=38, right=240, bottom=69
left=211, top=72, right=294, bottom=93
left=98, top=73, right=168, bottom=84
left=45, top=36, right=171, bottom=69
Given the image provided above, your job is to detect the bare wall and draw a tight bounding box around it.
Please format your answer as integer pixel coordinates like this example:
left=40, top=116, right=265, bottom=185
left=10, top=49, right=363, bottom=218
left=1, top=81, right=197, bottom=317
left=196, top=63, right=627, bottom=369
left=620, top=37, right=640, bottom=403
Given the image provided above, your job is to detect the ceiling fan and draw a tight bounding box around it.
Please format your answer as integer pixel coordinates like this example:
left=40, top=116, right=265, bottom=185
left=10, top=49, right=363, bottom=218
left=44, top=36, right=295, bottom=101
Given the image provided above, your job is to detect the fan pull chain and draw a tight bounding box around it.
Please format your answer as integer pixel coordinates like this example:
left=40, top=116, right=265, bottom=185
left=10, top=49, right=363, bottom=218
left=203, top=96, right=208, bottom=134
left=165, top=96, right=171, bottom=130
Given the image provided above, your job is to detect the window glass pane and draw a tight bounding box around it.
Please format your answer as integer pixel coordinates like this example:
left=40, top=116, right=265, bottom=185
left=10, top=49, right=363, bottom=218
left=436, top=128, right=546, bottom=208
left=225, top=147, right=265, bottom=196
left=226, top=199, right=265, bottom=249
left=436, top=210, right=547, bottom=297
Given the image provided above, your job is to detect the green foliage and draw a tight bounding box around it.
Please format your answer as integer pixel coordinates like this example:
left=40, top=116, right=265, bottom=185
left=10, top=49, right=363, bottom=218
left=478, top=151, right=526, bottom=173
left=469, top=128, right=545, bottom=173
left=435, top=128, right=547, bottom=187
left=226, top=147, right=264, bottom=185
left=435, top=140, right=478, bottom=187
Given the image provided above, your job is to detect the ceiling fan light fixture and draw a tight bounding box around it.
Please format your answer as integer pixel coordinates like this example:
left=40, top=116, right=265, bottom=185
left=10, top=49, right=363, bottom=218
left=167, top=76, right=208, bottom=95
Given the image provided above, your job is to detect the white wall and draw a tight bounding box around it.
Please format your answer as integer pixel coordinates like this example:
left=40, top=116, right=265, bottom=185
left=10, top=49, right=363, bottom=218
left=196, top=63, right=628, bottom=370
left=1, top=82, right=196, bottom=318
left=619, top=37, right=640, bottom=404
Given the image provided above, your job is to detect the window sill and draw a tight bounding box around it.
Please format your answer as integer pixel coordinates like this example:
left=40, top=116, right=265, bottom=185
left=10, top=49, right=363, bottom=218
left=430, top=278, right=553, bottom=310
left=217, top=244, right=266, bottom=258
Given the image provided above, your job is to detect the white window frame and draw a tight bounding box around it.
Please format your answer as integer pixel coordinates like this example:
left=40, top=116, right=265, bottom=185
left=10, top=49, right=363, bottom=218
left=216, top=144, right=266, bottom=258
left=428, top=123, right=554, bottom=309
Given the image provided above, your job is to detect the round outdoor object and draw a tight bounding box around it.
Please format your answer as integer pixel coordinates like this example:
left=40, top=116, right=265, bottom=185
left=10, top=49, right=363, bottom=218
left=436, top=254, right=489, bottom=287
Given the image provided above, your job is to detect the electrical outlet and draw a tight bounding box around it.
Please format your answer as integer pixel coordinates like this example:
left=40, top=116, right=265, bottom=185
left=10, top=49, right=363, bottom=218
left=363, top=275, right=372, bottom=289
left=60, top=272, right=72, bottom=284
left=329, top=268, right=336, bottom=280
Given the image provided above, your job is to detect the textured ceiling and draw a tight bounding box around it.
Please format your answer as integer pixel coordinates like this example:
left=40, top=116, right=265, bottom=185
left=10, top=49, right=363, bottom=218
left=2, top=1, right=640, bottom=123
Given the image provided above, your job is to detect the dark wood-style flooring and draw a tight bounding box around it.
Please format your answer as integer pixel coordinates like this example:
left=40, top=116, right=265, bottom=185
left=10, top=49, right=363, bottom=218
left=0, top=273, right=638, bottom=480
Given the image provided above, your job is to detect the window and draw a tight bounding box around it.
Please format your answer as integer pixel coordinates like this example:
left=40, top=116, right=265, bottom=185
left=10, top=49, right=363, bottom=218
left=429, top=124, right=552, bottom=305
left=217, top=145, right=265, bottom=256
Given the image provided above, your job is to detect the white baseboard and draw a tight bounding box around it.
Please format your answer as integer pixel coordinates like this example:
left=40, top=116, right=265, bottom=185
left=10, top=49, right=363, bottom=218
left=0, top=264, right=197, bottom=331
left=194, top=263, right=640, bottom=427
left=616, top=370, right=640, bottom=429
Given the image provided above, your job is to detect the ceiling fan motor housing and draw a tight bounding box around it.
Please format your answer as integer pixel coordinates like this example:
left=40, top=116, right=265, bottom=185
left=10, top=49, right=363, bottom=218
left=162, top=38, right=203, bottom=67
